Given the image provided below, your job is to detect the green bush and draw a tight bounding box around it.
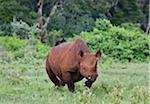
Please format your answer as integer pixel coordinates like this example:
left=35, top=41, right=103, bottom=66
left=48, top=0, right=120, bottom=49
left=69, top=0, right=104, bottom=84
left=11, top=19, right=38, bottom=39
left=0, top=24, right=13, bottom=36
left=0, top=19, right=38, bottom=38
left=0, top=36, right=27, bottom=51
left=120, top=23, right=143, bottom=33
left=44, top=30, right=64, bottom=46
left=74, top=19, right=150, bottom=62
left=34, top=41, right=50, bottom=59
left=0, top=36, right=50, bottom=60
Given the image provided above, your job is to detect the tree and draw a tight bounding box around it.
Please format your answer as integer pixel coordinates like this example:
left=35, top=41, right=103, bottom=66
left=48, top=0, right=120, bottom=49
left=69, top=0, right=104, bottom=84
left=105, top=0, right=119, bottom=17
left=0, top=0, right=28, bottom=23
left=37, top=0, right=64, bottom=43
left=37, top=0, right=43, bottom=42
left=108, top=0, right=146, bottom=25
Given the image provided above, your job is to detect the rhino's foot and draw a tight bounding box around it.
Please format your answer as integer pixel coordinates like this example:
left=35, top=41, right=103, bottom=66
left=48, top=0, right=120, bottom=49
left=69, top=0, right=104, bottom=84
left=59, top=80, right=65, bottom=87
left=55, top=80, right=65, bottom=87
left=67, top=81, right=75, bottom=92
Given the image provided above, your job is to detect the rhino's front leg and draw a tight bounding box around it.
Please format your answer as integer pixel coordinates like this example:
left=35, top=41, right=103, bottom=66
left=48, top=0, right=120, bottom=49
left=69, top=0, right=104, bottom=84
left=67, top=80, right=75, bottom=92
left=62, top=72, right=75, bottom=92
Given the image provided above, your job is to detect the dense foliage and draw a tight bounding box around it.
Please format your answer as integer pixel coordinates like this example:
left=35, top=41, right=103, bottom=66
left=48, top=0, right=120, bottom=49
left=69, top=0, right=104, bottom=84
left=0, top=36, right=49, bottom=61
left=109, top=0, right=148, bottom=25
left=0, top=0, right=148, bottom=35
left=73, top=19, right=150, bottom=62
left=0, top=19, right=149, bottom=62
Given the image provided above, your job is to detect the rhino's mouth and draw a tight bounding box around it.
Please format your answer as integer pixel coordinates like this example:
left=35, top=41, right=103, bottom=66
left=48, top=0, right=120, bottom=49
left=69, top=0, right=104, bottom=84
left=86, top=76, right=97, bottom=82
left=87, top=76, right=92, bottom=80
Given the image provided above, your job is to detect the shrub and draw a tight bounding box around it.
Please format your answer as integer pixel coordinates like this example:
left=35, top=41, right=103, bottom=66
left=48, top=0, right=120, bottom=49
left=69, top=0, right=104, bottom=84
left=0, top=36, right=49, bottom=60
left=73, top=19, right=150, bottom=62
left=11, top=19, right=38, bottom=39
left=0, top=24, right=13, bottom=36
left=44, top=30, right=64, bottom=46
left=0, top=36, right=27, bottom=51
left=34, top=41, right=50, bottom=59
left=0, top=19, right=38, bottom=38
left=120, top=23, right=143, bottom=33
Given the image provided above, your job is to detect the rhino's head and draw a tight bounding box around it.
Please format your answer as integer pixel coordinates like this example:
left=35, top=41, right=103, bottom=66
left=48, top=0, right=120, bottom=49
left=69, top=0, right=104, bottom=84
left=79, top=50, right=102, bottom=82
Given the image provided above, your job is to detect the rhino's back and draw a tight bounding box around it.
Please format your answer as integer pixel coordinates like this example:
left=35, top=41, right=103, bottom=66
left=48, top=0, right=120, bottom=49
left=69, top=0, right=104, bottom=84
left=51, top=42, right=72, bottom=56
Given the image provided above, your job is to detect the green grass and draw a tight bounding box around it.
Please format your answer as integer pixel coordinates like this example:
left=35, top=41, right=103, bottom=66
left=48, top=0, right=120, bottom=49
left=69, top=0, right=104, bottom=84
left=0, top=55, right=149, bottom=104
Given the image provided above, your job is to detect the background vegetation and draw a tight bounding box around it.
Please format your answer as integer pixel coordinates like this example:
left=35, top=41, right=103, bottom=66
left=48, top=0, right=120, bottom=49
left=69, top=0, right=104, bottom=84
left=0, top=0, right=149, bottom=103
left=0, top=0, right=149, bottom=36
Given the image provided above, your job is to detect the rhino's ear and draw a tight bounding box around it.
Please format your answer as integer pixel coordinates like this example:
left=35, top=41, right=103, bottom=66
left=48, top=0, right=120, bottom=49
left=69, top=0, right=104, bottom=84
left=95, top=50, right=102, bottom=60
left=79, top=50, right=84, bottom=57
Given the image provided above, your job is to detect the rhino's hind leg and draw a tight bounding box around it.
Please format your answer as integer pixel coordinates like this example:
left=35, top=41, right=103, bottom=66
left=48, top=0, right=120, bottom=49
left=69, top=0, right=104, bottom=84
left=45, top=61, right=61, bottom=87
left=46, top=67, right=60, bottom=86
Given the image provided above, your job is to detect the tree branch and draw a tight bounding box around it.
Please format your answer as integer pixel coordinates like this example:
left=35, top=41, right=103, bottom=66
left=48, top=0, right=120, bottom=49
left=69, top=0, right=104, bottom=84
left=43, top=4, right=58, bottom=28
left=43, top=0, right=64, bottom=29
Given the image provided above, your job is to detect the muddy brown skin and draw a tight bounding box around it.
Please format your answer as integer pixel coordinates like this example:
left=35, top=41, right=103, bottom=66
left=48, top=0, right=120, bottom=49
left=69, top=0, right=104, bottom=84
left=45, top=39, right=102, bottom=92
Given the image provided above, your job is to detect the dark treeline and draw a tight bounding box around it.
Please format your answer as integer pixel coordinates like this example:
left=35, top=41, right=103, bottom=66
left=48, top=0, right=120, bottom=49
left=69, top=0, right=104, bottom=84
left=0, top=0, right=149, bottom=37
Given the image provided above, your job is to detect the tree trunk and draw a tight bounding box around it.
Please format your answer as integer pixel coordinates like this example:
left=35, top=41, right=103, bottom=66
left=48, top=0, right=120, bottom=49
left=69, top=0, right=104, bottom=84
left=38, top=0, right=44, bottom=43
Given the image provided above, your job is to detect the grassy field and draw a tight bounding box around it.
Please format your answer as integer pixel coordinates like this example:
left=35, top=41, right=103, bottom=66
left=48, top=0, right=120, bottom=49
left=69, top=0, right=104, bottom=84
left=0, top=53, right=149, bottom=104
